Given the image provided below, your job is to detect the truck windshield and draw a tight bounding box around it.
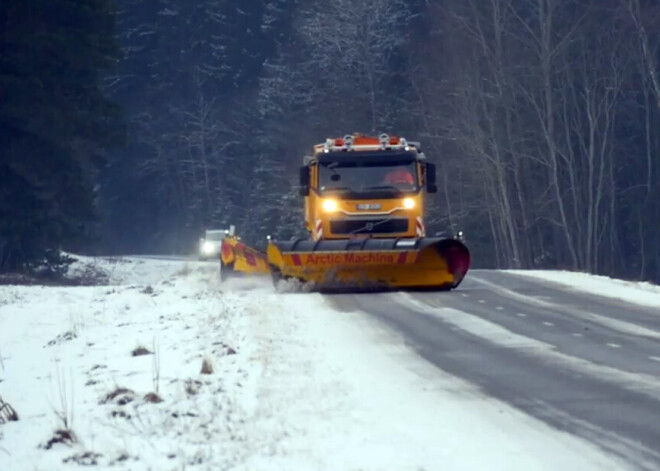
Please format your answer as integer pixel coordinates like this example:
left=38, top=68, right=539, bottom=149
left=318, top=161, right=418, bottom=195
left=205, top=231, right=226, bottom=241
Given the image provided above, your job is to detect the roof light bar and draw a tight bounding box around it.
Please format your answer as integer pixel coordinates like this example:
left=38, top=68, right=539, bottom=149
left=324, top=138, right=333, bottom=153
left=343, top=134, right=354, bottom=149
left=379, top=133, right=390, bottom=148
left=317, top=134, right=414, bottom=153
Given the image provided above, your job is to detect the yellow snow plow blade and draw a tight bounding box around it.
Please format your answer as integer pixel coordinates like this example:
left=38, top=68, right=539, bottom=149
left=267, top=237, right=470, bottom=291
left=220, top=236, right=270, bottom=280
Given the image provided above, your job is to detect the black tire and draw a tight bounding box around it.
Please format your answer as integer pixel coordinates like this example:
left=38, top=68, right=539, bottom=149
left=220, top=259, right=234, bottom=282
left=270, top=264, right=283, bottom=286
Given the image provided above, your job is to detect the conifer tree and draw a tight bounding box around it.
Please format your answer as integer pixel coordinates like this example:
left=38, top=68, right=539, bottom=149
left=0, top=0, right=122, bottom=272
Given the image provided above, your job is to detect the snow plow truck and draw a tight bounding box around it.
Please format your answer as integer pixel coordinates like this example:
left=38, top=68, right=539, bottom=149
left=220, top=133, right=470, bottom=291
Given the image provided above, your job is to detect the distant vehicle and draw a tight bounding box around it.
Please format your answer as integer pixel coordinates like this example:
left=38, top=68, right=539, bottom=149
left=199, top=226, right=235, bottom=260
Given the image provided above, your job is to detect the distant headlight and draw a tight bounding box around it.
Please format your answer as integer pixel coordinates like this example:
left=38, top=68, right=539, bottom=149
left=403, top=198, right=415, bottom=209
left=202, top=241, right=215, bottom=254
left=322, top=199, right=338, bottom=212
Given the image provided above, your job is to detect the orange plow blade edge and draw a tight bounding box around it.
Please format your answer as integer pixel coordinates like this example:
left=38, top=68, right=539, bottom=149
left=220, top=236, right=270, bottom=281
left=266, top=237, right=470, bottom=291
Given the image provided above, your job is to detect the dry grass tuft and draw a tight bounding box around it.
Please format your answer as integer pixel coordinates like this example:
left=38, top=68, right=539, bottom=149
left=101, top=387, right=135, bottom=406
left=200, top=357, right=214, bottom=375
left=110, top=410, right=131, bottom=420
left=143, top=392, right=163, bottom=403
left=46, top=330, right=77, bottom=347
left=0, top=395, right=18, bottom=423
left=64, top=451, right=103, bottom=465
left=185, top=379, right=202, bottom=396
left=131, top=346, right=152, bottom=357
left=43, top=429, right=77, bottom=449
left=141, top=285, right=154, bottom=295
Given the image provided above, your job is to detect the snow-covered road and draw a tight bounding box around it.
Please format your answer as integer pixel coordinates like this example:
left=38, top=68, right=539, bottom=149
left=1, top=258, right=658, bottom=469
left=328, top=271, right=660, bottom=470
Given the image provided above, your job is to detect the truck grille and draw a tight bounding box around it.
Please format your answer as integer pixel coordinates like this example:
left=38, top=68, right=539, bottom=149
left=330, top=218, right=409, bottom=235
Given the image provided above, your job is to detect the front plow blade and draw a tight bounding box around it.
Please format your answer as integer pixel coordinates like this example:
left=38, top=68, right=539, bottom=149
left=220, top=237, right=270, bottom=281
left=267, top=237, right=470, bottom=291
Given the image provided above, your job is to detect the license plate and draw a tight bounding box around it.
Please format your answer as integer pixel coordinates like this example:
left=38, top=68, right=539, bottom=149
left=357, top=203, right=381, bottom=210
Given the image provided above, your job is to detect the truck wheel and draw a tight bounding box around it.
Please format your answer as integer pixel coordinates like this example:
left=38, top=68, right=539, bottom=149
left=270, top=265, right=283, bottom=286
left=220, top=260, right=234, bottom=282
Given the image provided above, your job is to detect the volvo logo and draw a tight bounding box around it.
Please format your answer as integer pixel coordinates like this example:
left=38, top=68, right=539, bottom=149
left=365, top=222, right=374, bottom=231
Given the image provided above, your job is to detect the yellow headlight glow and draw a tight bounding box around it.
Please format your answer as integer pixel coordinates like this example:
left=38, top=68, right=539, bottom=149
left=403, top=198, right=415, bottom=209
left=322, top=199, right=338, bottom=212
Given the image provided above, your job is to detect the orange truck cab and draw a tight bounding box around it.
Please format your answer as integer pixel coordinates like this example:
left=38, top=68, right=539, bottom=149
left=299, top=134, right=437, bottom=241
left=222, top=133, right=470, bottom=291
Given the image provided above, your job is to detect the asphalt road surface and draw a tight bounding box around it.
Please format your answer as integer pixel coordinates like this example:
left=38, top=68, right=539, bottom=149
left=325, top=270, right=660, bottom=470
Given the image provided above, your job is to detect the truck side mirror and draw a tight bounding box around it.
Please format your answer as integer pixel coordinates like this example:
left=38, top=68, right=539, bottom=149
left=426, top=162, right=438, bottom=194
left=299, top=166, right=310, bottom=196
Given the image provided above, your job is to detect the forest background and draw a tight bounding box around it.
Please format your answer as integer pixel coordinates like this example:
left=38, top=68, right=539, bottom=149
left=3, top=0, right=660, bottom=283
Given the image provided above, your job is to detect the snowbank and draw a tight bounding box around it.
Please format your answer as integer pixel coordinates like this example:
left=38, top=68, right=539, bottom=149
left=508, top=270, right=660, bottom=308
left=0, top=258, right=258, bottom=469
left=0, top=258, right=626, bottom=469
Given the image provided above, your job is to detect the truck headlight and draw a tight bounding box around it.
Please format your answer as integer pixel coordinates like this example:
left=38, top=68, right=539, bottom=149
left=403, top=198, right=415, bottom=209
left=322, top=199, right=338, bottom=212
left=203, top=241, right=215, bottom=254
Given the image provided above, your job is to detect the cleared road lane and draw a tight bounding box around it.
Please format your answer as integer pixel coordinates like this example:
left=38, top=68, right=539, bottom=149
left=325, top=270, right=660, bottom=470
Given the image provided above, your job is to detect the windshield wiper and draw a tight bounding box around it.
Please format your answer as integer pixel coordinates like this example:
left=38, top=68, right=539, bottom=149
left=323, top=186, right=352, bottom=193
left=362, top=185, right=402, bottom=191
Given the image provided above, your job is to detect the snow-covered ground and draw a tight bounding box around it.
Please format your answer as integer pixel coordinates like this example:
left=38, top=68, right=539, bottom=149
left=0, top=258, right=652, bottom=470
left=509, top=269, right=660, bottom=308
